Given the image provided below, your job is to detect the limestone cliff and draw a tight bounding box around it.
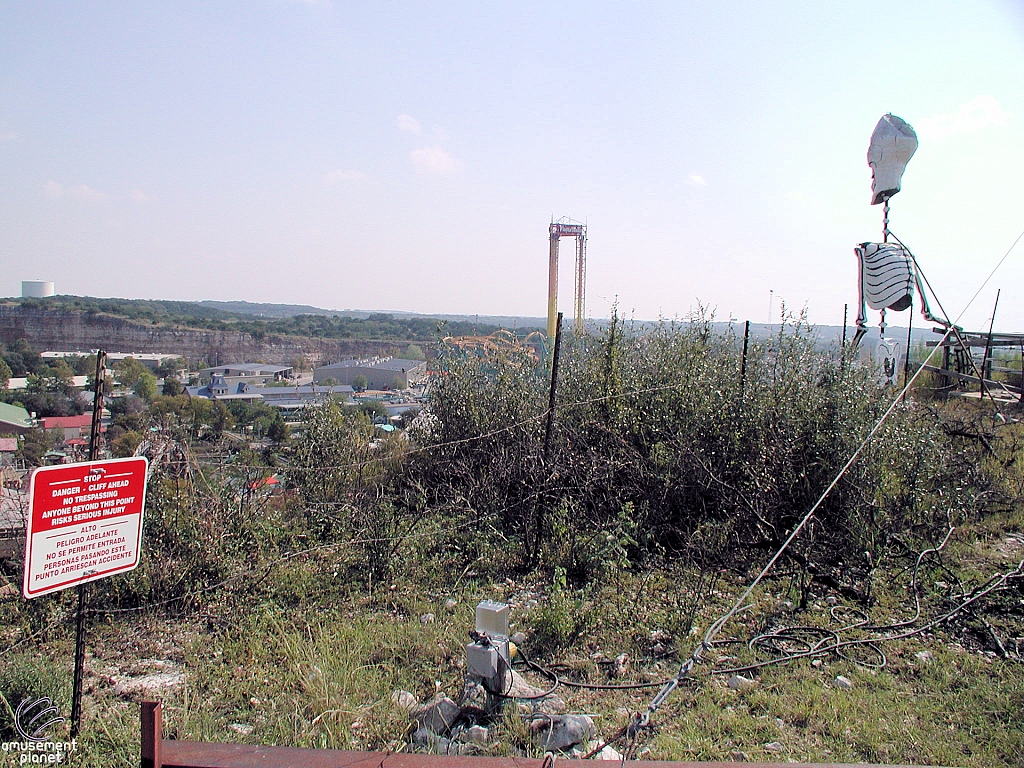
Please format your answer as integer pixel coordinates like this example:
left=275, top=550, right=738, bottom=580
left=0, top=306, right=410, bottom=365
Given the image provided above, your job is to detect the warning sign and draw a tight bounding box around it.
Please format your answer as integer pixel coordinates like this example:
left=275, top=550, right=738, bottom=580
left=23, top=456, right=149, bottom=599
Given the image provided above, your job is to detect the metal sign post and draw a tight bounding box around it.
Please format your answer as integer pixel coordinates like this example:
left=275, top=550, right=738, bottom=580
left=72, top=350, right=104, bottom=735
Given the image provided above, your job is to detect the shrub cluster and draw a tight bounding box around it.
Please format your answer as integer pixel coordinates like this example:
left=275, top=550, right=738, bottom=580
left=388, top=312, right=985, bottom=587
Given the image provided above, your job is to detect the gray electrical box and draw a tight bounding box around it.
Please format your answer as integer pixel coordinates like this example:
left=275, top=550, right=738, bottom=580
left=466, top=641, right=500, bottom=679
left=467, top=600, right=512, bottom=688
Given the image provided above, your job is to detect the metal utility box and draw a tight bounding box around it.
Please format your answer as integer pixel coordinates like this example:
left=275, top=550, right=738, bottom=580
left=475, top=600, right=510, bottom=638
left=466, top=642, right=500, bottom=679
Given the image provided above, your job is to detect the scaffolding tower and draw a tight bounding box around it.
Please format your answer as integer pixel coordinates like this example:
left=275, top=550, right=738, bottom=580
left=547, top=218, right=587, bottom=338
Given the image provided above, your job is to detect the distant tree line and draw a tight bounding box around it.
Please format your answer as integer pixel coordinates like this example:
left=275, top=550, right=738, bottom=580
left=0, top=339, right=89, bottom=418
left=6, top=297, right=541, bottom=343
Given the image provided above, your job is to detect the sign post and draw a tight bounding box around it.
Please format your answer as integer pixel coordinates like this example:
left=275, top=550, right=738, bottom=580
left=22, top=455, right=150, bottom=598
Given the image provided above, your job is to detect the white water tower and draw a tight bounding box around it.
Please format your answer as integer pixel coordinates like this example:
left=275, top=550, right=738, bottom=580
left=22, top=281, right=55, bottom=298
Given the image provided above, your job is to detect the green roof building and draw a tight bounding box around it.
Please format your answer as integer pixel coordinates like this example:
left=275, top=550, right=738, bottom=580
left=0, top=402, right=34, bottom=435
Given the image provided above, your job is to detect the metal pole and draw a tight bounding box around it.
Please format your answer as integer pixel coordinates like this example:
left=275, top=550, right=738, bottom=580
left=543, top=313, right=563, bottom=462
left=903, top=305, right=914, bottom=390
left=70, top=583, right=88, bottom=737
left=981, top=290, right=1000, bottom=400
left=530, top=313, right=564, bottom=568
left=841, top=304, right=848, bottom=374
left=574, top=232, right=587, bottom=336
left=71, top=350, right=105, bottom=737
left=739, top=320, right=750, bottom=397
left=87, top=352, right=106, bottom=461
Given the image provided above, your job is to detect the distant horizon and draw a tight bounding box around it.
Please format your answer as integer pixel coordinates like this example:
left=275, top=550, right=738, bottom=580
left=2, top=292, right=967, bottom=336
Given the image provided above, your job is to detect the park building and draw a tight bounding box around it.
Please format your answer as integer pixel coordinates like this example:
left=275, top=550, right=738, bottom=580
left=198, top=363, right=293, bottom=384
left=312, top=357, right=427, bottom=390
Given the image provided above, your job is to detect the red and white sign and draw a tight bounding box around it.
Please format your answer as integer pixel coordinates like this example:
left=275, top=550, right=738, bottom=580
left=23, top=456, right=149, bottom=599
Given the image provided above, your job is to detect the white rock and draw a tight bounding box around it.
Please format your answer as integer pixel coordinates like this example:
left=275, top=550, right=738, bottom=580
left=530, top=714, right=595, bottom=751
left=510, top=631, right=528, bottom=645
left=825, top=596, right=838, bottom=606
left=228, top=723, right=254, bottom=736
left=420, top=613, right=435, bottom=624
left=764, top=741, right=784, bottom=753
left=835, top=675, right=854, bottom=690
left=915, top=651, right=934, bottom=664
left=611, top=653, right=630, bottom=678
left=458, top=678, right=489, bottom=710
left=506, top=669, right=547, bottom=698
left=410, top=696, right=461, bottom=734
left=392, top=690, right=418, bottom=711
left=730, top=749, right=748, bottom=761
left=811, top=659, right=823, bottom=668
left=532, top=694, right=567, bottom=715
left=728, top=674, right=756, bottom=691
left=413, top=727, right=453, bottom=753
left=444, top=599, right=458, bottom=610
left=597, top=745, right=622, bottom=761
left=111, top=671, right=185, bottom=697
left=462, top=725, right=490, bottom=744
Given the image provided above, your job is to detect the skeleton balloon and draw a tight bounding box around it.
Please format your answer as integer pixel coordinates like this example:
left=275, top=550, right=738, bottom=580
left=867, top=114, right=918, bottom=206
left=853, top=114, right=935, bottom=351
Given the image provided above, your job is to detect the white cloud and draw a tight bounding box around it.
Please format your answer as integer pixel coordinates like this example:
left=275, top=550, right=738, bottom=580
left=686, top=173, right=708, bottom=187
left=44, top=180, right=109, bottom=200
left=71, top=184, right=108, bottom=201
left=396, top=114, right=422, bottom=134
left=323, top=169, right=367, bottom=184
left=129, top=189, right=154, bottom=202
left=916, top=95, right=1011, bottom=140
left=0, top=130, right=18, bottom=142
left=410, top=145, right=461, bottom=174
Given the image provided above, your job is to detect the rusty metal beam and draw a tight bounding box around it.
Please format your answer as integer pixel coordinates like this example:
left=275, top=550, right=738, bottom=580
left=920, top=364, right=1018, bottom=392
left=140, top=702, right=944, bottom=768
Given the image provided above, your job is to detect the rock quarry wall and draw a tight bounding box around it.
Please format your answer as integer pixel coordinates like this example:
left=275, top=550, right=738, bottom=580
left=0, top=306, right=409, bottom=365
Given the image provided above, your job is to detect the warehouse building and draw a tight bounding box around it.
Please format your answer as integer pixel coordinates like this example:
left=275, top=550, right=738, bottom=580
left=312, top=357, right=427, bottom=390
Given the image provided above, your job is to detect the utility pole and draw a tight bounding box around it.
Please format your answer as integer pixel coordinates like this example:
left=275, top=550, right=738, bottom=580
left=739, top=320, right=750, bottom=397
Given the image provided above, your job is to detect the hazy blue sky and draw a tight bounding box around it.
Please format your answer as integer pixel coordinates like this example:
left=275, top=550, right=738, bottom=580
left=2, top=1, right=1023, bottom=330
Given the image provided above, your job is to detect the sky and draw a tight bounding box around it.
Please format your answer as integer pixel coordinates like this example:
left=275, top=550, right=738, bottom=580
left=2, top=1, right=1023, bottom=331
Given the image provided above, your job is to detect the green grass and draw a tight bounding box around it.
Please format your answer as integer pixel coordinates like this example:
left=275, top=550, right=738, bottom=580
left=2, top=556, right=1020, bottom=767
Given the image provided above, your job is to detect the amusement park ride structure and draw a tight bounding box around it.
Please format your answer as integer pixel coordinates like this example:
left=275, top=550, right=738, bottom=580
left=548, top=217, right=587, bottom=339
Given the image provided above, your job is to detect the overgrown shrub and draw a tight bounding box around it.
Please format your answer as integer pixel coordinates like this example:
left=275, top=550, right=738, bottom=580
left=399, top=310, right=986, bottom=587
